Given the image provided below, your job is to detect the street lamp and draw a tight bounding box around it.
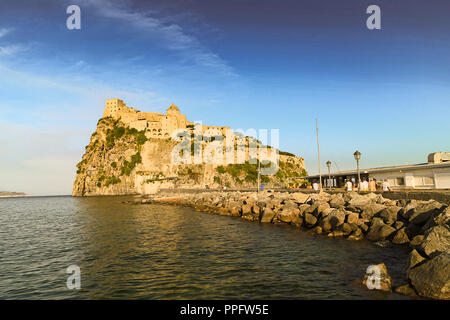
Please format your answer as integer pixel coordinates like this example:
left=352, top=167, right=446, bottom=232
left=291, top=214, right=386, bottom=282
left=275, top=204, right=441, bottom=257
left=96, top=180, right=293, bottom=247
left=326, top=160, right=332, bottom=188
left=354, top=150, right=361, bottom=191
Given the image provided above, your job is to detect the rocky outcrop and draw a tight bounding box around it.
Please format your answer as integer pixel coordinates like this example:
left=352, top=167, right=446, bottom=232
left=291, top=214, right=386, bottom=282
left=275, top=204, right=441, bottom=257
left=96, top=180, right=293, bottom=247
left=420, top=225, right=450, bottom=257
left=73, top=118, right=307, bottom=196
left=141, top=190, right=450, bottom=300
left=408, top=252, right=450, bottom=300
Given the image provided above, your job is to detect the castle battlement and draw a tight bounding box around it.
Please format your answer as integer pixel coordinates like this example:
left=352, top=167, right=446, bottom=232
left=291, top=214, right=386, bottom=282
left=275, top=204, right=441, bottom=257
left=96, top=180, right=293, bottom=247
left=103, top=99, right=230, bottom=139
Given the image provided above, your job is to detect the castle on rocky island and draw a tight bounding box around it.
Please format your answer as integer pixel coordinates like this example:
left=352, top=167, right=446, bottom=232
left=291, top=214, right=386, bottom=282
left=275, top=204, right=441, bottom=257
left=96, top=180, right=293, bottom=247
left=104, top=99, right=230, bottom=139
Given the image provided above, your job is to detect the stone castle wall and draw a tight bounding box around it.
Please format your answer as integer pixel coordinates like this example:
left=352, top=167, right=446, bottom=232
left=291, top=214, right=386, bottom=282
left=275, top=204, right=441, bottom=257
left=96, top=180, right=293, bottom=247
left=103, top=99, right=230, bottom=140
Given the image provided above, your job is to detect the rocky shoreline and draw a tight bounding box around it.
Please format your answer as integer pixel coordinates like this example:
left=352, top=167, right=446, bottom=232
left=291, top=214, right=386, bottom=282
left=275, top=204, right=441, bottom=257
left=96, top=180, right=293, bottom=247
left=136, top=190, right=449, bottom=300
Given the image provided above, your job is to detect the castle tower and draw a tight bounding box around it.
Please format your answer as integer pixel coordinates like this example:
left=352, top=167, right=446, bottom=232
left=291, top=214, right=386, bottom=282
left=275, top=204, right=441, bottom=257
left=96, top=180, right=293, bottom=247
left=166, top=103, right=181, bottom=116
left=104, top=98, right=127, bottom=118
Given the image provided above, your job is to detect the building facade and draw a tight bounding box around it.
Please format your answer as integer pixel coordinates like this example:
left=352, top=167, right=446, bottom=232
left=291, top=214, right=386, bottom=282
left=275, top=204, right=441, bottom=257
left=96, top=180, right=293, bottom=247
left=304, top=152, right=450, bottom=190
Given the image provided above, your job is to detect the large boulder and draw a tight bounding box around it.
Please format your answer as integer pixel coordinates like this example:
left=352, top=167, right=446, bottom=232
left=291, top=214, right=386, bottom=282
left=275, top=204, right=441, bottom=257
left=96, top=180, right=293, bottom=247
left=241, top=203, right=259, bottom=221
left=328, top=209, right=346, bottom=229
left=420, top=225, right=450, bottom=257
left=362, top=263, right=392, bottom=292
left=347, top=227, right=364, bottom=240
left=312, top=226, right=322, bottom=234
left=408, top=252, right=450, bottom=300
left=408, top=200, right=445, bottom=226
left=290, top=216, right=304, bottom=227
left=347, top=195, right=374, bottom=212
left=276, top=202, right=300, bottom=223
left=394, top=284, right=417, bottom=297
left=366, top=218, right=396, bottom=242
left=433, top=206, right=450, bottom=227
left=379, top=206, right=402, bottom=225
left=343, top=191, right=360, bottom=203
left=319, top=216, right=332, bottom=233
left=260, top=208, right=276, bottom=223
left=341, top=222, right=353, bottom=236
left=360, top=203, right=386, bottom=220
left=264, top=199, right=277, bottom=210
left=407, top=249, right=426, bottom=272
left=392, top=227, right=410, bottom=244
left=400, top=200, right=421, bottom=220
left=405, top=223, right=423, bottom=240
left=318, top=209, right=348, bottom=232
left=308, top=192, right=331, bottom=202
left=320, top=207, right=335, bottom=218
left=410, top=235, right=425, bottom=247
left=306, top=201, right=330, bottom=218
left=229, top=205, right=241, bottom=217
left=393, top=221, right=404, bottom=230
left=374, top=194, right=390, bottom=205
left=290, top=192, right=310, bottom=204
left=329, top=194, right=345, bottom=208
left=298, top=204, right=310, bottom=217
left=304, top=213, right=318, bottom=227
left=346, top=211, right=360, bottom=224
left=241, top=203, right=252, bottom=215
left=422, top=206, right=450, bottom=231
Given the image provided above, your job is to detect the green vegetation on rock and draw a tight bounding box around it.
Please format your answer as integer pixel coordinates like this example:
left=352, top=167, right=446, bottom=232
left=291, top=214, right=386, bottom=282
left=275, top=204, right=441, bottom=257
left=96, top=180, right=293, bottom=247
left=104, top=119, right=148, bottom=149
left=121, top=152, right=142, bottom=176
left=104, top=176, right=121, bottom=186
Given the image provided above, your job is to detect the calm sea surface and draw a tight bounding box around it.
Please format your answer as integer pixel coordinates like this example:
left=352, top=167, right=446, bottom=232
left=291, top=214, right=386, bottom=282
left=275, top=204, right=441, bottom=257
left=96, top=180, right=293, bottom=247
left=0, top=196, right=412, bottom=299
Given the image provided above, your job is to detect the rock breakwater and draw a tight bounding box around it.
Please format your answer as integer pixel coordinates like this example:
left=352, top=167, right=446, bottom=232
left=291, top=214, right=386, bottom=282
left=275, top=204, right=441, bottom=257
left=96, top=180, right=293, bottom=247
left=139, top=190, right=450, bottom=299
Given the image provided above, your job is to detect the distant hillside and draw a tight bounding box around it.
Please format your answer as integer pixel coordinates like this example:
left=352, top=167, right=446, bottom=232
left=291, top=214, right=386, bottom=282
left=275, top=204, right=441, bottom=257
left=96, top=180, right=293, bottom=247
left=0, top=192, right=28, bottom=198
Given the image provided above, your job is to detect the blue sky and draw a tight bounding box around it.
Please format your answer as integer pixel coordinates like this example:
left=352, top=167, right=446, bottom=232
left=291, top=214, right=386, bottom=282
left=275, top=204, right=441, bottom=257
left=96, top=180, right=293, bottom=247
left=0, top=0, right=449, bottom=195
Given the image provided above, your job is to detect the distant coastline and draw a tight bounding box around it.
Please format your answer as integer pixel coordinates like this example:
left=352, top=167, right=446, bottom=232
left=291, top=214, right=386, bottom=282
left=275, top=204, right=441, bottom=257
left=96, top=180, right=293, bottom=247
left=0, top=192, right=29, bottom=198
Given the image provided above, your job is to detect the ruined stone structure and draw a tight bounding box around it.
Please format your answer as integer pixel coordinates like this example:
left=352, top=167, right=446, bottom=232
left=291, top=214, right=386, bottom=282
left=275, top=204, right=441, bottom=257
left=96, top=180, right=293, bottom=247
left=103, top=99, right=230, bottom=139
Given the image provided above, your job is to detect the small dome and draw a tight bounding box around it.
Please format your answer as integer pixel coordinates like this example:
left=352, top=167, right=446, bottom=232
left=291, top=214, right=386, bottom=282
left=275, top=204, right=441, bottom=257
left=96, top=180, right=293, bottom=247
left=166, top=103, right=180, bottom=115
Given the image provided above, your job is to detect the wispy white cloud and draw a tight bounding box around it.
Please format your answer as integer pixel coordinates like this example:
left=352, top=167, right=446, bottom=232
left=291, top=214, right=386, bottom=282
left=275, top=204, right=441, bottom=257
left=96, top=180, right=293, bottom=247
left=0, top=60, right=167, bottom=195
left=0, top=27, right=29, bottom=56
left=0, top=27, right=13, bottom=38
left=80, top=0, right=236, bottom=76
left=0, top=44, right=27, bottom=56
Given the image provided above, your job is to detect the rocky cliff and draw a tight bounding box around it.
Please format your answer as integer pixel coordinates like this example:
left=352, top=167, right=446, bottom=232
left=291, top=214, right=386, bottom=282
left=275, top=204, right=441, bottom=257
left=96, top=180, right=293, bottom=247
left=73, top=117, right=307, bottom=196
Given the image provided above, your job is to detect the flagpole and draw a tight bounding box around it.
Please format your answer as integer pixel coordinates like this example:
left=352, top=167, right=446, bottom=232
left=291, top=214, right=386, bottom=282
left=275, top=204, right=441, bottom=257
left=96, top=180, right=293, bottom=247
left=316, top=119, right=322, bottom=191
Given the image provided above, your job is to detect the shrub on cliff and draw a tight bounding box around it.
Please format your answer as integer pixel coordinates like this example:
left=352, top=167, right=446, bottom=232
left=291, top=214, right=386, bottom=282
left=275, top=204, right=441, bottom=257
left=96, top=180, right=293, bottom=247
left=216, top=166, right=226, bottom=174
left=136, top=131, right=147, bottom=145
left=104, top=176, right=121, bottom=186
left=121, top=152, right=142, bottom=176
left=105, top=123, right=147, bottom=148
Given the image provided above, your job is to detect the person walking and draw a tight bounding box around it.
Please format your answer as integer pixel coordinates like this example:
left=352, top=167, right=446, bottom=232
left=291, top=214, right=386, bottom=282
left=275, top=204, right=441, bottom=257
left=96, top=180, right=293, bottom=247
left=345, top=179, right=353, bottom=191
left=313, top=181, right=320, bottom=191
left=368, top=178, right=376, bottom=192
left=382, top=179, right=391, bottom=192
left=361, top=178, right=369, bottom=191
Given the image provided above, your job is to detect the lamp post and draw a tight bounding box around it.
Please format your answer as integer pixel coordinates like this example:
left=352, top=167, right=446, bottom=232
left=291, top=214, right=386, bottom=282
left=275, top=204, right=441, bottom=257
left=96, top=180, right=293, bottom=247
left=326, top=160, right=332, bottom=188
left=353, top=150, right=361, bottom=191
